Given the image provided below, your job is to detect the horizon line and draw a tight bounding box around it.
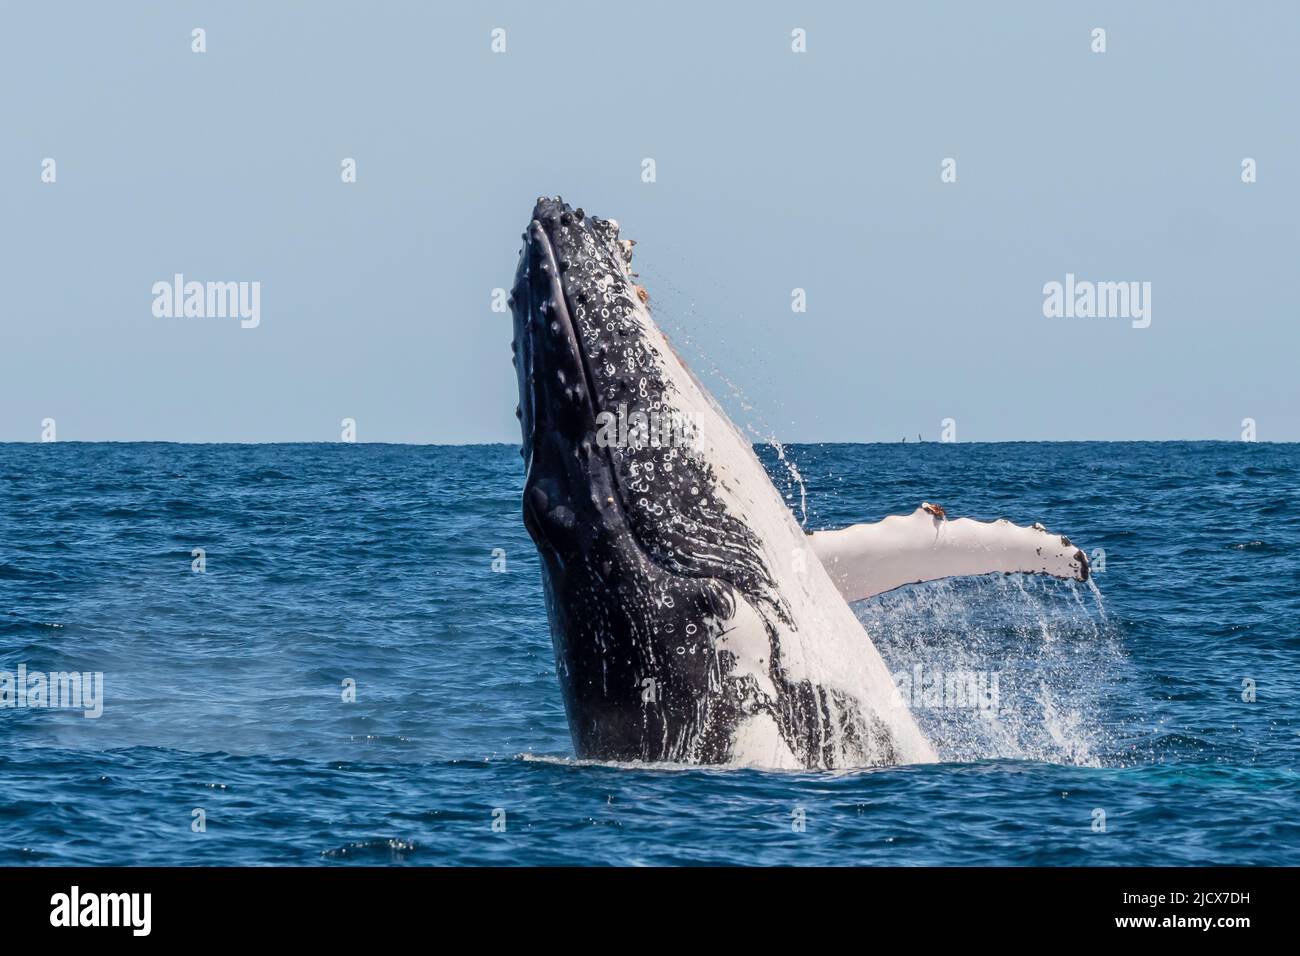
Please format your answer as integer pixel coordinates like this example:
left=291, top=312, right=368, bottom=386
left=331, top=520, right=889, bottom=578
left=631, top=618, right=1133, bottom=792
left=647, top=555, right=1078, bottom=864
left=2, top=439, right=1293, bottom=447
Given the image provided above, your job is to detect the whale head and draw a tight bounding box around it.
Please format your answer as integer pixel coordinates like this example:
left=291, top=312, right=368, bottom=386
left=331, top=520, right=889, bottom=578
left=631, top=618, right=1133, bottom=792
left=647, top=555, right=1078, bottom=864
left=510, top=198, right=625, bottom=566
left=509, top=197, right=797, bottom=762
left=510, top=196, right=937, bottom=768
left=511, top=197, right=777, bottom=591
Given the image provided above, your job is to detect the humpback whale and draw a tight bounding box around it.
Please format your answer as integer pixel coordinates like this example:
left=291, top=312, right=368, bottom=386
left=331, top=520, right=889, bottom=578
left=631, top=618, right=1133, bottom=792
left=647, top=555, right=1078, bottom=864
left=510, top=197, right=1088, bottom=769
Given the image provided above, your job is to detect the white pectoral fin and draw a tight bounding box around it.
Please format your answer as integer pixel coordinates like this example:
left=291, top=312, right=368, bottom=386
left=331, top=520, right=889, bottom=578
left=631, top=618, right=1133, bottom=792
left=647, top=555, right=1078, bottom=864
left=810, top=503, right=1090, bottom=602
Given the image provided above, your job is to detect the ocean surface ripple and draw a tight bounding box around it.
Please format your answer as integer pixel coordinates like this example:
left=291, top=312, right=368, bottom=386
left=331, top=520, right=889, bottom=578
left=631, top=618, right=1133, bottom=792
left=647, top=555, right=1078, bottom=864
left=1, top=441, right=1296, bottom=865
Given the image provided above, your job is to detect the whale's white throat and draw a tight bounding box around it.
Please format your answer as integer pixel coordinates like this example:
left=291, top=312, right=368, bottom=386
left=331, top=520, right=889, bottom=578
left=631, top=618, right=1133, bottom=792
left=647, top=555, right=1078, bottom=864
left=599, top=266, right=936, bottom=767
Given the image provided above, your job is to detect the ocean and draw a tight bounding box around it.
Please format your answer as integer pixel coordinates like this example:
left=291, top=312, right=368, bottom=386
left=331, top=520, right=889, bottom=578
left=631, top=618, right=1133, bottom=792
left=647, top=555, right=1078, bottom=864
left=1, top=441, right=1296, bottom=866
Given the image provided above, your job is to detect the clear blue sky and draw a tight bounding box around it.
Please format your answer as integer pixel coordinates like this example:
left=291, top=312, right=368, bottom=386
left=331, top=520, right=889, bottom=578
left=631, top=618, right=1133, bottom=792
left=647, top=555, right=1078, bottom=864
left=3, top=1, right=1297, bottom=442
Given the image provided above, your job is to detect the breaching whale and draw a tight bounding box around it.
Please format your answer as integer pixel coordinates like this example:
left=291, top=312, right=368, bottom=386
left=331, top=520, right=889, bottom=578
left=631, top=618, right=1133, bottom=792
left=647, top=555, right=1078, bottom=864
left=509, top=197, right=1089, bottom=769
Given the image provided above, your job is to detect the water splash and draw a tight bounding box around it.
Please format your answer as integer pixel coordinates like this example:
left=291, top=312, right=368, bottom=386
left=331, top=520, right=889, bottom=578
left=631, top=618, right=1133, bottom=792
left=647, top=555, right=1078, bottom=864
left=855, top=575, right=1124, bottom=767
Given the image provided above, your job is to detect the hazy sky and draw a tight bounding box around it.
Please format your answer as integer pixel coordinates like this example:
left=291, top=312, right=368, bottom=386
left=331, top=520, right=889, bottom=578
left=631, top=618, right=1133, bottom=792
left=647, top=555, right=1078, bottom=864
left=3, top=2, right=1297, bottom=442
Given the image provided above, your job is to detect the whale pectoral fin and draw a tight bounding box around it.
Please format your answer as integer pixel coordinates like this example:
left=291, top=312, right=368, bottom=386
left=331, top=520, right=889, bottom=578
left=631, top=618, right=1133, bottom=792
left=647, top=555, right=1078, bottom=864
left=809, top=505, right=1090, bottom=602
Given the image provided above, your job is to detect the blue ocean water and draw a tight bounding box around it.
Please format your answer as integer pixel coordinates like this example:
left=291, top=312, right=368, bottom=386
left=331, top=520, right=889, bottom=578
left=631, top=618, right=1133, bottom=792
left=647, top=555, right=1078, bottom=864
left=0, top=441, right=1296, bottom=866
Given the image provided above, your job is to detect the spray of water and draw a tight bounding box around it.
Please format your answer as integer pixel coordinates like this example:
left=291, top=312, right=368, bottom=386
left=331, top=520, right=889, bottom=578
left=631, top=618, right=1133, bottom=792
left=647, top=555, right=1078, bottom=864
left=640, top=256, right=809, bottom=524
left=856, top=575, right=1124, bottom=766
